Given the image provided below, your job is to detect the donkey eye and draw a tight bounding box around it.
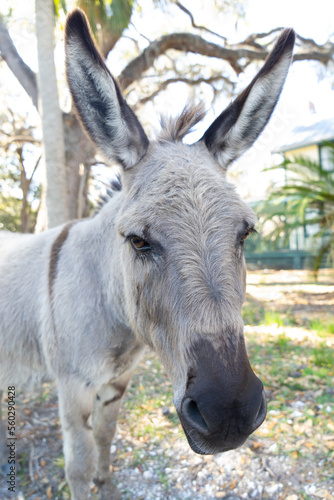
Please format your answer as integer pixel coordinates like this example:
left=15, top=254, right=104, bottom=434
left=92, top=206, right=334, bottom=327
left=241, top=231, right=250, bottom=242
left=240, top=227, right=257, bottom=244
left=129, top=235, right=152, bottom=251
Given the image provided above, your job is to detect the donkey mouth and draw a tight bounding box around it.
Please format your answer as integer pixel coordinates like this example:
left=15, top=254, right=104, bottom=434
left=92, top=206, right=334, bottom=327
left=181, top=424, right=250, bottom=455
left=177, top=391, right=267, bottom=455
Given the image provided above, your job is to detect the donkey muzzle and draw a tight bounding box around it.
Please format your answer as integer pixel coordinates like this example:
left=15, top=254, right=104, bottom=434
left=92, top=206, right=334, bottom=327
left=176, top=338, right=267, bottom=454
left=179, top=385, right=266, bottom=454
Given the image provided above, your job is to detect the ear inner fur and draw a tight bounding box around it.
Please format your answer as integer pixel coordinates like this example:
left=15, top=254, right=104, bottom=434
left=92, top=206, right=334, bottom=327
left=65, top=9, right=149, bottom=169
left=202, top=28, right=295, bottom=169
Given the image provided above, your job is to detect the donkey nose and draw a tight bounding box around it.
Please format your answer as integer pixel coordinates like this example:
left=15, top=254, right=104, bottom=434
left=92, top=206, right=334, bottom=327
left=182, top=397, right=210, bottom=435
left=181, top=383, right=266, bottom=438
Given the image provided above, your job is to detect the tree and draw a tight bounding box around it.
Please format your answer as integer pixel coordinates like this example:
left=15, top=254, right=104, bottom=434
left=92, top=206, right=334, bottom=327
left=0, top=106, right=41, bottom=232
left=1, top=1, right=334, bottom=228
left=35, top=0, right=69, bottom=228
left=256, top=144, right=334, bottom=271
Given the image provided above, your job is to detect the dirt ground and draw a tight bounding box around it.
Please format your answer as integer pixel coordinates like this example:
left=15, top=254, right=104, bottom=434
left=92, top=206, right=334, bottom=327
left=246, top=269, right=334, bottom=322
left=0, top=269, right=333, bottom=500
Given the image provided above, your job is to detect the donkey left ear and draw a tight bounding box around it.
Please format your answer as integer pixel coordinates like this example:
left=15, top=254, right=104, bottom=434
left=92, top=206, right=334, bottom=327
left=65, top=9, right=149, bottom=169
left=201, top=29, right=295, bottom=170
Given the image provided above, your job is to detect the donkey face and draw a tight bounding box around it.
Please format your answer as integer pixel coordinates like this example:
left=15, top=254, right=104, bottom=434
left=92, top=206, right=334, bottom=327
left=65, top=10, right=295, bottom=454
left=116, top=140, right=262, bottom=453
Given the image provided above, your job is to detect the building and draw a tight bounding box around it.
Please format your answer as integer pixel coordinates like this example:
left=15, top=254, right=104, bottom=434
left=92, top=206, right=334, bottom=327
left=273, top=114, right=334, bottom=171
left=245, top=114, right=334, bottom=269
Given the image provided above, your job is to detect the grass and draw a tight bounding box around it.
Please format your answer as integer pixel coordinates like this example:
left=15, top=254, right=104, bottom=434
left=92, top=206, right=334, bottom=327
left=120, top=355, right=183, bottom=449
left=240, top=278, right=334, bottom=477
left=245, top=328, right=333, bottom=466
left=274, top=332, right=290, bottom=352
left=54, top=456, right=65, bottom=469
left=242, top=303, right=297, bottom=328
left=313, top=344, right=334, bottom=367
left=263, top=310, right=285, bottom=326
left=308, top=318, right=334, bottom=336
left=17, top=451, right=30, bottom=486
left=242, top=302, right=265, bottom=325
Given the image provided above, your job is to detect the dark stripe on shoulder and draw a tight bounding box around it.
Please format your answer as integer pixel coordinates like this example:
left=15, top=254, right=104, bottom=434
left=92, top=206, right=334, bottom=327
left=49, top=222, right=75, bottom=301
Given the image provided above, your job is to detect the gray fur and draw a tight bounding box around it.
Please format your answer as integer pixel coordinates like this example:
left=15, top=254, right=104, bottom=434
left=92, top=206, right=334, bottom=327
left=0, top=10, right=295, bottom=500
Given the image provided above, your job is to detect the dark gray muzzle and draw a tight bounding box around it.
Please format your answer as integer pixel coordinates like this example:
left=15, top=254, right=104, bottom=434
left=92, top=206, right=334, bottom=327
left=177, top=337, right=267, bottom=454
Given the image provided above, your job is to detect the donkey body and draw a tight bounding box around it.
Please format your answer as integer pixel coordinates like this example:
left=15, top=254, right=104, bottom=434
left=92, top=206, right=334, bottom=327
left=0, top=10, right=295, bottom=500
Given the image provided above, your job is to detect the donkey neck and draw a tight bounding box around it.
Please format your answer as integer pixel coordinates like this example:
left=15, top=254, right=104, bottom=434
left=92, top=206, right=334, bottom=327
left=89, top=192, right=131, bottom=331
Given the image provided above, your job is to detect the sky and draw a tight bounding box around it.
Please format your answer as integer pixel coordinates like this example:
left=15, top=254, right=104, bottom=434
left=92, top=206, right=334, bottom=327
left=1, top=0, right=334, bottom=201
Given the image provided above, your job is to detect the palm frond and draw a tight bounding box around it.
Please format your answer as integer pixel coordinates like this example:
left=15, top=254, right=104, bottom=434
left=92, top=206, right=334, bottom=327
left=256, top=148, right=334, bottom=271
left=77, top=0, right=134, bottom=36
left=53, top=0, right=67, bottom=16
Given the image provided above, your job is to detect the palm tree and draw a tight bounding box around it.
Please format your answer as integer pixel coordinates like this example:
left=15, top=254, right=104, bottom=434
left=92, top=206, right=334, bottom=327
left=77, top=0, right=134, bottom=57
left=257, top=143, right=334, bottom=272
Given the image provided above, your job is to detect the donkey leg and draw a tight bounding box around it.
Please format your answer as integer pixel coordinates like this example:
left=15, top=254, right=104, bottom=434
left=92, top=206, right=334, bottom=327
left=58, top=382, right=97, bottom=500
left=92, top=371, right=133, bottom=500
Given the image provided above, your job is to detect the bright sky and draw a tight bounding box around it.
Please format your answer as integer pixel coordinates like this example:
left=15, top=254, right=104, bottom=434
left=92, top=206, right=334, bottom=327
left=1, top=0, right=334, bottom=200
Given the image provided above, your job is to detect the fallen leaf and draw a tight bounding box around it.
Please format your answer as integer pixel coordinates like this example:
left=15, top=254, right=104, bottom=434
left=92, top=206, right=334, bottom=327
left=25, top=492, right=37, bottom=499
left=251, top=441, right=263, bottom=450
left=229, top=478, right=237, bottom=490
left=313, top=489, right=332, bottom=498
left=58, top=480, right=67, bottom=491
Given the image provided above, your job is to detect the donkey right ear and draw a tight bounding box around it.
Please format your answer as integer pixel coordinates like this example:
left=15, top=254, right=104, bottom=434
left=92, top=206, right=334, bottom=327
left=201, top=28, right=295, bottom=170
left=65, top=9, right=149, bottom=169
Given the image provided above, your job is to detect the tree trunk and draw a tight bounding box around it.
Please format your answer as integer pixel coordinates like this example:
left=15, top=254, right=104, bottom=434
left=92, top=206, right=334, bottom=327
left=35, top=0, right=69, bottom=228
left=63, top=112, right=95, bottom=219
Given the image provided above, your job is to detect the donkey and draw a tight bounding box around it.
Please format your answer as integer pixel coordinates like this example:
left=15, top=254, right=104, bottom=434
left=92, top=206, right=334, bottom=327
left=0, top=9, right=295, bottom=500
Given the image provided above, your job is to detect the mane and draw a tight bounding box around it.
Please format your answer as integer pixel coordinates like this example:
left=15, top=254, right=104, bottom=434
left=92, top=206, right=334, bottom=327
left=94, top=103, right=206, bottom=214
left=95, top=175, right=122, bottom=214
left=159, top=101, right=206, bottom=142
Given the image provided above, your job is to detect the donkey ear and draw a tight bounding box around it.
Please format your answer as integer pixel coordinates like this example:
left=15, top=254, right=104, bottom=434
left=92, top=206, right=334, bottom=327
left=202, top=29, right=295, bottom=170
left=65, top=9, right=149, bottom=169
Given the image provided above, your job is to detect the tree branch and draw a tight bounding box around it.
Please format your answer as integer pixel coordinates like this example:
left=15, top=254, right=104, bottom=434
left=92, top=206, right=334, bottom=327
left=0, top=18, right=38, bottom=109
left=240, top=27, right=285, bottom=49
left=138, top=75, right=234, bottom=105
left=30, top=154, right=42, bottom=182
left=174, top=1, right=227, bottom=43
left=118, top=30, right=334, bottom=91
left=1, top=14, right=333, bottom=114
left=0, top=135, right=41, bottom=148
left=118, top=32, right=266, bottom=89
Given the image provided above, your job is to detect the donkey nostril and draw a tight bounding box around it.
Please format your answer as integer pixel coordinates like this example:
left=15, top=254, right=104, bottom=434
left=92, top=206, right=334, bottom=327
left=183, top=398, right=209, bottom=433
left=252, top=391, right=267, bottom=431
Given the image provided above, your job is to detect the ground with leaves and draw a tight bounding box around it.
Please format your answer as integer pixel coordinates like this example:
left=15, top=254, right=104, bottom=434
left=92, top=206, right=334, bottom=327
left=0, top=269, right=333, bottom=500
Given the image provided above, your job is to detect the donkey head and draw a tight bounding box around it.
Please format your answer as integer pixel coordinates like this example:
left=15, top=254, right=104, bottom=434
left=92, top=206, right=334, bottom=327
left=65, top=10, right=295, bottom=455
